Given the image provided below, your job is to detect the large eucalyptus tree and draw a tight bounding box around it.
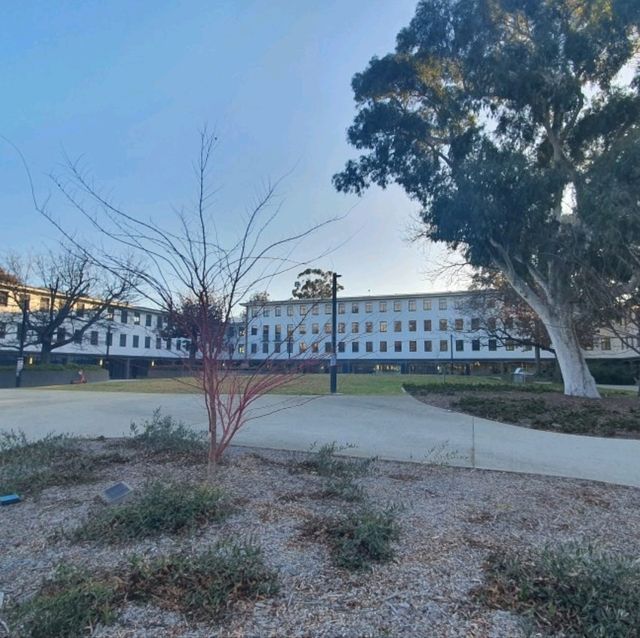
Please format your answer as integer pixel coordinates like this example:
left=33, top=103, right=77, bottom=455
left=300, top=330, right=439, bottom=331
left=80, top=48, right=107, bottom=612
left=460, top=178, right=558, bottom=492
left=334, top=0, right=640, bottom=397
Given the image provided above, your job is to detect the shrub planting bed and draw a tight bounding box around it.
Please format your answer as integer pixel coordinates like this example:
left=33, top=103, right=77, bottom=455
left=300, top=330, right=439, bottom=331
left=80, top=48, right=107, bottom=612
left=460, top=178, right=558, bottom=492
left=405, top=382, right=640, bottom=438
left=1, top=435, right=640, bottom=636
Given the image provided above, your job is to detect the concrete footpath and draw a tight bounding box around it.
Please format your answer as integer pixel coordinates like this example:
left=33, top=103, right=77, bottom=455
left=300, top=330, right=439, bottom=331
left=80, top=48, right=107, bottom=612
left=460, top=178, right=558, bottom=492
left=0, top=388, right=638, bottom=488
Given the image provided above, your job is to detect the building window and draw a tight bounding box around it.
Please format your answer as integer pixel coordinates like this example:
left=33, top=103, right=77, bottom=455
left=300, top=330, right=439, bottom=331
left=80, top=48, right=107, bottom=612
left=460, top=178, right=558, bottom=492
left=287, top=325, right=294, bottom=337
left=338, top=342, right=345, bottom=353
left=409, top=340, right=417, bottom=352
left=0, top=291, right=7, bottom=306
left=156, top=337, right=162, bottom=349
left=263, top=308, right=270, bottom=317
left=0, top=322, right=5, bottom=338
left=275, top=342, right=281, bottom=353
left=262, top=326, right=269, bottom=341
left=456, top=339, right=464, bottom=351
left=352, top=322, right=359, bottom=333
left=119, top=334, right=127, bottom=347
left=73, top=330, right=82, bottom=344
left=121, top=309, right=128, bottom=324
left=439, top=319, right=448, bottom=331
left=145, top=336, right=151, bottom=349
left=380, top=321, right=387, bottom=333
left=312, top=323, right=319, bottom=334
left=380, top=341, right=387, bottom=352
left=335, top=303, right=344, bottom=315
left=487, top=317, right=497, bottom=331
left=365, top=302, right=372, bottom=313
left=143, top=313, right=151, bottom=327
left=600, top=337, right=612, bottom=350
left=379, top=301, right=387, bottom=312
left=365, top=321, right=373, bottom=333
left=325, top=303, right=332, bottom=314
left=408, top=300, right=416, bottom=311
left=394, top=340, right=402, bottom=352
left=505, top=340, right=515, bottom=351
left=251, top=326, right=258, bottom=336
left=472, top=339, right=480, bottom=351
left=275, top=325, right=282, bottom=341
left=312, top=342, right=319, bottom=353
left=299, top=324, right=307, bottom=335
left=287, top=341, right=293, bottom=354
left=287, top=306, right=294, bottom=316
left=352, top=303, right=359, bottom=313
left=366, top=341, right=373, bottom=352
left=438, top=298, right=447, bottom=310
left=300, top=305, right=306, bottom=316
left=488, top=339, right=497, bottom=351
left=440, top=339, right=448, bottom=352
left=423, top=299, right=432, bottom=310
left=324, top=322, right=331, bottom=334
left=251, top=343, right=257, bottom=354
left=90, top=331, right=99, bottom=346
left=312, top=304, right=319, bottom=315
left=471, top=318, right=480, bottom=331
left=156, top=315, right=163, bottom=328
left=424, top=319, right=432, bottom=331
left=394, top=321, right=402, bottom=332
left=133, top=311, right=140, bottom=325
left=338, top=322, right=345, bottom=334
left=177, top=339, right=182, bottom=351
left=409, top=320, right=416, bottom=332
left=325, top=342, right=332, bottom=353
left=263, top=343, right=269, bottom=354
left=275, top=306, right=282, bottom=316
left=352, top=341, right=359, bottom=353
left=455, top=319, right=464, bottom=331
left=133, top=335, right=140, bottom=348
left=39, top=297, right=50, bottom=312
left=393, top=301, right=402, bottom=312
left=251, top=307, right=258, bottom=318
left=166, top=339, right=172, bottom=350
left=424, top=340, right=432, bottom=352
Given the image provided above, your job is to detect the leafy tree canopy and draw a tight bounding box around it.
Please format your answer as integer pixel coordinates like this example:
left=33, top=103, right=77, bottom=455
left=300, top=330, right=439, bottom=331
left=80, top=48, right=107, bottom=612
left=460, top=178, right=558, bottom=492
left=291, top=268, right=343, bottom=299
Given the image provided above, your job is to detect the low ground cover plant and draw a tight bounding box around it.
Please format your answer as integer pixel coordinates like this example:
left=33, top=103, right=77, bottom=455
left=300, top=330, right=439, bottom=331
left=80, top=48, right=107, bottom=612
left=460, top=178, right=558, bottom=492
left=478, top=545, right=640, bottom=637
left=8, top=541, right=276, bottom=637
left=123, top=540, right=279, bottom=620
left=0, top=430, right=126, bottom=495
left=127, top=409, right=208, bottom=458
left=74, top=481, right=231, bottom=544
left=452, top=396, right=640, bottom=436
left=303, top=505, right=400, bottom=570
left=297, top=441, right=374, bottom=479
left=403, top=381, right=555, bottom=396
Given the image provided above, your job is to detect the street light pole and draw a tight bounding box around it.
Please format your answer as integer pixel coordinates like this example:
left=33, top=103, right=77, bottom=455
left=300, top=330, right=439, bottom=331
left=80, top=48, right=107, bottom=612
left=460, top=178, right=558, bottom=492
left=330, top=272, right=341, bottom=393
left=15, top=296, right=28, bottom=388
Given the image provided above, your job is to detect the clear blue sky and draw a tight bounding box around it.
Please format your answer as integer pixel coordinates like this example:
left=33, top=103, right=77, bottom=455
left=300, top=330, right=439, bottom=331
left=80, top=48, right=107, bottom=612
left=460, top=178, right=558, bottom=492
left=0, top=0, right=458, bottom=299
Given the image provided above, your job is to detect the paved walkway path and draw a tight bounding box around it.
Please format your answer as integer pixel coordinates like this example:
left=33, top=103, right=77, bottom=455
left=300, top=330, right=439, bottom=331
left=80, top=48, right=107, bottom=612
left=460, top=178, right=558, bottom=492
left=1, top=388, right=638, bottom=487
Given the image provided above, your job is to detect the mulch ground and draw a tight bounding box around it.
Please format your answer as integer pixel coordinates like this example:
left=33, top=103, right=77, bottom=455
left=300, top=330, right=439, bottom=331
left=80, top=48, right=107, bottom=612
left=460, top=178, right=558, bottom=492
left=2, top=441, right=640, bottom=637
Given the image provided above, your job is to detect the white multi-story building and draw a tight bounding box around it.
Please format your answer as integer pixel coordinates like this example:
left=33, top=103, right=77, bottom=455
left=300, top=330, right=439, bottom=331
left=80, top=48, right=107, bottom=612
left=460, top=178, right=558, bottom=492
left=243, top=291, right=635, bottom=374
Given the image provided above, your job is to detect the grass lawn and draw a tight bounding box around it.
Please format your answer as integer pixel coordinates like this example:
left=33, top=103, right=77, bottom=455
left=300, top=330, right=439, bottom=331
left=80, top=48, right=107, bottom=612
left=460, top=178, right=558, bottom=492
left=44, top=372, right=508, bottom=396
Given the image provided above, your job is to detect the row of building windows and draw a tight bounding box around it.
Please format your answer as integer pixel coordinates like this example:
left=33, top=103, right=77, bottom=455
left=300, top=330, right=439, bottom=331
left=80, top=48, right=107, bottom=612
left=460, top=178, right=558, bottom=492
left=251, top=297, right=465, bottom=318
left=250, top=318, right=491, bottom=337
left=250, top=338, right=525, bottom=355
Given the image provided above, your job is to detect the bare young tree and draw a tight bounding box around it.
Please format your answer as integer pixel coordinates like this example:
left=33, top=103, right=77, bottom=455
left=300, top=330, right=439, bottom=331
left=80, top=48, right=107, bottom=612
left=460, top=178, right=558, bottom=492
left=39, top=129, right=337, bottom=474
left=1, top=248, right=136, bottom=364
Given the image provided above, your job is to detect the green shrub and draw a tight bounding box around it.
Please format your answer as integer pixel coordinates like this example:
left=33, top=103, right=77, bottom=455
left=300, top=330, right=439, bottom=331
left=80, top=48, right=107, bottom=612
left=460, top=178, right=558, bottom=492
left=74, top=481, right=231, bottom=544
left=404, top=381, right=555, bottom=395
left=128, top=409, right=207, bottom=457
left=322, top=476, right=366, bottom=502
left=298, top=441, right=375, bottom=478
left=123, top=540, right=279, bottom=620
left=8, top=565, right=119, bottom=638
left=479, top=545, right=640, bottom=637
left=453, top=396, right=547, bottom=422
left=304, top=506, right=400, bottom=570
left=0, top=431, right=122, bottom=495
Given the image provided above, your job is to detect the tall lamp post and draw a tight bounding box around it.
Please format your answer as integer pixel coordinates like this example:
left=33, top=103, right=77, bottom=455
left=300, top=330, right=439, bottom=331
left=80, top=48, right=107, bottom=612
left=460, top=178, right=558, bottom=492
left=15, top=296, right=29, bottom=388
left=330, top=272, right=342, bottom=393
